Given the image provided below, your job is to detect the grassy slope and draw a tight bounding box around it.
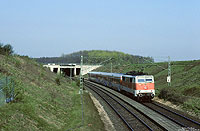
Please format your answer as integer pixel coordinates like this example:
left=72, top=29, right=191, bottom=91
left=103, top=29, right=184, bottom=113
left=0, top=55, right=104, bottom=130
left=95, top=60, right=200, bottom=116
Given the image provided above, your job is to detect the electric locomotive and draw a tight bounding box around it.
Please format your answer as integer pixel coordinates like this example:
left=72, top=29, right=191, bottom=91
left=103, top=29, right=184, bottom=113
left=88, top=72, right=155, bottom=101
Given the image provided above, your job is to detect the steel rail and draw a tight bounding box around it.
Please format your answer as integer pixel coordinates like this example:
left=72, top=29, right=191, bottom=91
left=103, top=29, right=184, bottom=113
left=87, top=80, right=200, bottom=129
left=143, top=103, right=187, bottom=127
left=85, top=83, right=134, bottom=131
left=85, top=82, right=153, bottom=131
left=152, top=102, right=200, bottom=126
left=85, top=81, right=168, bottom=130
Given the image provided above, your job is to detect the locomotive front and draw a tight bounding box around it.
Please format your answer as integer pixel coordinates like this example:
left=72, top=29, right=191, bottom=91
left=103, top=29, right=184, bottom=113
left=135, top=75, right=155, bottom=101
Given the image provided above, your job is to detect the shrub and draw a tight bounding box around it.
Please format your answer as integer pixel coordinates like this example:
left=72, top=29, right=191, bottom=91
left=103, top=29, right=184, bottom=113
left=0, top=43, right=14, bottom=55
left=183, top=98, right=200, bottom=115
left=74, top=78, right=80, bottom=87
left=13, top=79, right=25, bottom=102
left=158, top=87, right=188, bottom=104
left=183, top=87, right=200, bottom=97
left=55, top=77, right=61, bottom=85
left=15, top=60, right=21, bottom=68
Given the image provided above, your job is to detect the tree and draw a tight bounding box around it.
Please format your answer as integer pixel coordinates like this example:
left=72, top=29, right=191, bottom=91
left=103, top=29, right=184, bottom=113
left=0, top=43, right=14, bottom=55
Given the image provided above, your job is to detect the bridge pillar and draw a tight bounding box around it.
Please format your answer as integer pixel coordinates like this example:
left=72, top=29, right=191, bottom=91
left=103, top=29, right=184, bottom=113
left=74, top=68, right=76, bottom=76
left=57, top=67, right=61, bottom=74
left=50, top=67, right=54, bottom=72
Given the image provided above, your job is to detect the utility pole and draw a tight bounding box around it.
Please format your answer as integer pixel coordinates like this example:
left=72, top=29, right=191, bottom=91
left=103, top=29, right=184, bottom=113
left=167, top=56, right=171, bottom=86
left=111, top=62, right=112, bottom=73
left=141, top=56, right=172, bottom=86
left=79, top=55, right=84, bottom=126
left=80, top=55, right=83, bottom=93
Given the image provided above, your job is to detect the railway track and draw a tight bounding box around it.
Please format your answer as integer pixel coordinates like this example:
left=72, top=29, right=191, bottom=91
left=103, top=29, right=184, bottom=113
left=143, top=102, right=200, bottom=129
left=85, top=80, right=200, bottom=130
left=84, top=81, right=166, bottom=131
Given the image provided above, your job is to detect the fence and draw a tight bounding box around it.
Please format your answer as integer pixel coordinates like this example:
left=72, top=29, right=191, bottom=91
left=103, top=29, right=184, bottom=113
left=0, top=77, right=15, bottom=106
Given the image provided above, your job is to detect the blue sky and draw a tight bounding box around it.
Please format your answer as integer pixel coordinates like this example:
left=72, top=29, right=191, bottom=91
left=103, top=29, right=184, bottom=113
left=0, top=0, right=200, bottom=61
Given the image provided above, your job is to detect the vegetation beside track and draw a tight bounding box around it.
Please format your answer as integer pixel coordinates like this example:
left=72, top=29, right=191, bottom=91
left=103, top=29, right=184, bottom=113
left=95, top=60, right=200, bottom=116
left=0, top=54, right=104, bottom=130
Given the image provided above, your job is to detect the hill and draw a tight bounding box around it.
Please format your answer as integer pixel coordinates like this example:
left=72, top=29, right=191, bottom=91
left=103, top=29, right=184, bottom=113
left=0, top=54, right=104, bottom=130
left=95, top=60, right=200, bottom=116
left=36, top=50, right=154, bottom=65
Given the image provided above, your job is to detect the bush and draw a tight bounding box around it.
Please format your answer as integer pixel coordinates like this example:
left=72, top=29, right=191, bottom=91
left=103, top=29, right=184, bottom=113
left=158, top=87, right=188, bottom=104
left=55, top=77, right=61, bottom=85
left=183, top=98, right=200, bottom=115
left=13, top=79, right=25, bottom=103
left=74, top=78, right=80, bottom=87
left=0, top=43, right=14, bottom=55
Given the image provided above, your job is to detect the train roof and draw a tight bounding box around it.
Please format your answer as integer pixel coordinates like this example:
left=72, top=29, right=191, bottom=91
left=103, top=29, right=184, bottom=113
left=88, top=72, right=123, bottom=77
left=122, top=75, right=136, bottom=78
left=122, top=74, right=153, bottom=78
left=89, top=72, right=153, bottom=78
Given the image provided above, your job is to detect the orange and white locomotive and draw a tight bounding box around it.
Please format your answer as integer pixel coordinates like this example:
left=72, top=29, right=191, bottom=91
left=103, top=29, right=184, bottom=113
left=88, top=72, right=155, bottom=101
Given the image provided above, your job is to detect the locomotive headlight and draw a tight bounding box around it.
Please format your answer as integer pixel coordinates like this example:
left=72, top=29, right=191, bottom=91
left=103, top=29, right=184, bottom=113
left=138, top=93, right=143, bottom=97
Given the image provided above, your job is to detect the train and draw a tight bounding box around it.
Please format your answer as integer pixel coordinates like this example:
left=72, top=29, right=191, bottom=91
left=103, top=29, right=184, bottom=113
left=88, top=71, right=155, bottom=101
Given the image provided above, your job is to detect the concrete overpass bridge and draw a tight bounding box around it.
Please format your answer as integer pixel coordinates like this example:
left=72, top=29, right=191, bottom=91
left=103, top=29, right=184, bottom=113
left=43, top=63, right=101, bottom=77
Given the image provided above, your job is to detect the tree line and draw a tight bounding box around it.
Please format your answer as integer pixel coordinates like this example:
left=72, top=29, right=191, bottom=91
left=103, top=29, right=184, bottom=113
left=36, top=50, right=154, bottom=65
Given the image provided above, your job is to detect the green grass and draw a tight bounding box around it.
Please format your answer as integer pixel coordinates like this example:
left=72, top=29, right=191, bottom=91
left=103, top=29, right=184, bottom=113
left=0, top=54, right=104, bottom=130
left=96, top=60, right=200, bottom=116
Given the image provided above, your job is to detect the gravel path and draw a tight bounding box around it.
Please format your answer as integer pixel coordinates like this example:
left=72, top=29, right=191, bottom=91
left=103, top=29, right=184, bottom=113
left=86, top=86, right=129, bottom=131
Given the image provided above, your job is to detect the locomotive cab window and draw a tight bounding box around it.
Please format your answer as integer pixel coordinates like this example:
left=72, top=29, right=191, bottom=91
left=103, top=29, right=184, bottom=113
left=138, top=79, right=145, bottom=83
left=146, top=79, right=153, bottom=83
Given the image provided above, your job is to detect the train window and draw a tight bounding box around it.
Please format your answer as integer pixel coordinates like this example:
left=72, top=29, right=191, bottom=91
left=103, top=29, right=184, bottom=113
left=146, top=79, right=152, bottom=82
left=132, top=78, right=135, bottom=83
left=130, top=78, right=133, bottom=83
left=122, top=77, right=125, bottom=81
left=138, top=79, right=145, bottom=83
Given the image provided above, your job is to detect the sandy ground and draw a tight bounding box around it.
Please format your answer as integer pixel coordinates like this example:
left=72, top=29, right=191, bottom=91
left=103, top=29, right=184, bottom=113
left=89, top=93, right=116, bottom=131
left=153, top=97, right=182, bottom=110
